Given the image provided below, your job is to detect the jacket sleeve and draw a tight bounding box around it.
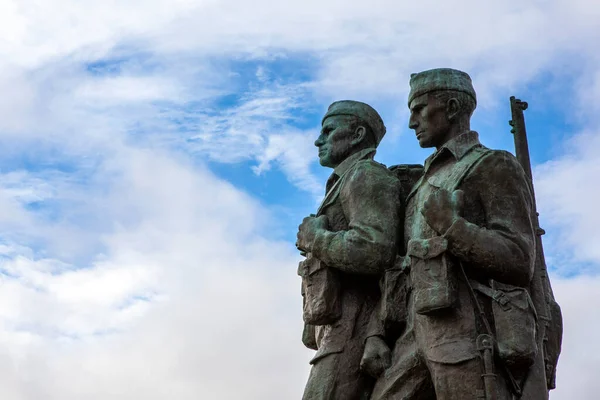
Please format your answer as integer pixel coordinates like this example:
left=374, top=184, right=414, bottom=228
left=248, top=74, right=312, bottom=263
left=443, top=151, right=536, bottom=286
left=310, top=161, right=401, bottom=275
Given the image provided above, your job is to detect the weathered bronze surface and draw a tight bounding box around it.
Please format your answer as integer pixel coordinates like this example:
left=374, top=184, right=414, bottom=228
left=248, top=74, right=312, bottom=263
left=296, top=100, right=402, bottom=399
left=296, top=70, right=562, bottom=400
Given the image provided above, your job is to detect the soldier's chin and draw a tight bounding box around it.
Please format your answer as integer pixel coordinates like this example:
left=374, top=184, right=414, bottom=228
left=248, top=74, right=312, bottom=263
left=318, top=156, right=332, bottom=167
left=417, top=137, right=432, bottom=148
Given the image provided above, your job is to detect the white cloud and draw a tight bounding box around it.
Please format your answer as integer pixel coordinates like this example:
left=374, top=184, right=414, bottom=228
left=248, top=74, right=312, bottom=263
left=0, top=0, right=596, bottom=398
left=536, top=130, right=600, bottom=271
left=254, top=130, right=322, bottom=196
left=75, top=76, right=185, bottom=103
left=0, top=0, right=599, bottom=193
left=0, top=141, right=313, bottom=399
left=181, top=81, right=324, bottom=194
left=548, top=276, right=600, bottom=400
left=533, top=126, right=600, bottom=398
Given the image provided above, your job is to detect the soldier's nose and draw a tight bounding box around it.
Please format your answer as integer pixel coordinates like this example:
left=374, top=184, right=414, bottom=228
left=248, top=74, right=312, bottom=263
left=409, top=118, right=418, bottom=130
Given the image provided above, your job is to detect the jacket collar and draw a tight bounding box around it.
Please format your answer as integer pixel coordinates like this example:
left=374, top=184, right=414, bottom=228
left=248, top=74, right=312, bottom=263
left=333, top=147, right=377, bottom=178
left=424, top=130, right=481, bottom=171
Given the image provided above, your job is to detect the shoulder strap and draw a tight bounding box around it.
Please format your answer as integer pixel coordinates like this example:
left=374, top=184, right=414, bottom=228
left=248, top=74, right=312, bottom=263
left=446, top=146, right=493, bottom=192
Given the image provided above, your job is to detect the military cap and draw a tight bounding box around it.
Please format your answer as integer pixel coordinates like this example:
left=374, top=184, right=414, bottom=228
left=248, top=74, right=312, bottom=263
left=408, top=68, right=477, bottom=106
left=321, top=100, right=386, bottom=145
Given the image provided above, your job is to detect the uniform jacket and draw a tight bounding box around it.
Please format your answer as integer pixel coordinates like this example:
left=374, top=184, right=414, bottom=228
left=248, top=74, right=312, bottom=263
left=302, top=147, right=402, bottom=364
left=372, top=131, right=536, bottom=365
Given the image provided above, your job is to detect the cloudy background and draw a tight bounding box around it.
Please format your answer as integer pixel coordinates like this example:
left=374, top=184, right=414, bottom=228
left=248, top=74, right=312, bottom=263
left=0, top=0, right=597, bottom=398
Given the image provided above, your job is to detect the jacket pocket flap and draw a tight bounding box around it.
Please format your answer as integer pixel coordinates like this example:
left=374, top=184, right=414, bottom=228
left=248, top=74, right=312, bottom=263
left=309, top=344, right=344, bottom=365
left=427, top=175, right=444, bottom=188
left=426, top=339, right=477, bottom=364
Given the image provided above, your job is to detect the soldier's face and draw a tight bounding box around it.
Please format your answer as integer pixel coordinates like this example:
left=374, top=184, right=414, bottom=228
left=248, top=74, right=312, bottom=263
left=408, top=93, right=450, bottom=149
left=315, top=115, right=356, bottom=168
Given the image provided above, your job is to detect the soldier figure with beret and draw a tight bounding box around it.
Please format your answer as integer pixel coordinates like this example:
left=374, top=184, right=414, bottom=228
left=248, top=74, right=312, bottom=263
left=296, top=100, right=402, bottom=399
left=362, top=69, right=542, bottom=399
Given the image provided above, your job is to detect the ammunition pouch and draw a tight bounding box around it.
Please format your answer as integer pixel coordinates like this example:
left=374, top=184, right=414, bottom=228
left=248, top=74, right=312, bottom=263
left=301, top=323, right=318, bottom=350
left=407, top=237, right=458, bottom=315
left=544, top=299, right=563, bottom=389
left=471, top=280, right=538, bottom=368
left=299, top=254, right=341, bottom=326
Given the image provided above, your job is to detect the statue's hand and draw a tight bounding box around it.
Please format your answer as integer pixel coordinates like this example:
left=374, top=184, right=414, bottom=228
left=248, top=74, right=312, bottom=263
left=421, top=189, right=464, bottom=234
left=296, top=215, right=328, bottom=253
left=360, top=336, right=391, bottom=378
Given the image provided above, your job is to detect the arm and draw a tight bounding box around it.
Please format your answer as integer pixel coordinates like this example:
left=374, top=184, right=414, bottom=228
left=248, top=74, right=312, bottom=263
left=444, top=151, right=536, bottom=286
left=310, top=162, right=401, bottom=275
left=361, top=271, right=395, bottom=378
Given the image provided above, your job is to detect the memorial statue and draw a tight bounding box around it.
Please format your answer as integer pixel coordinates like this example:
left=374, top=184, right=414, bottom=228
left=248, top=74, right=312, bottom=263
left=295, top=100, right=403, bottom=399
left=295, top=70, right=562, bottom=400
left=360, top=68, right=562, bottom=400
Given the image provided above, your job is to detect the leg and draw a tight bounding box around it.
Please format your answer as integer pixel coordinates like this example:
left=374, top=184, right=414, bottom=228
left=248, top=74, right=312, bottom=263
left=427, top=358, right=512, bottom=400
left=370, top=331, right=435, bottom=400
left=303, top=349, right=374, bottom=400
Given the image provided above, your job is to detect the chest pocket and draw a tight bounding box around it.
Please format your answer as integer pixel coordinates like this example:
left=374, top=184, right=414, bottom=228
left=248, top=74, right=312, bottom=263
left=300, top=171, right=349, bottom=327
left=426, top=175, right=444, bottom=189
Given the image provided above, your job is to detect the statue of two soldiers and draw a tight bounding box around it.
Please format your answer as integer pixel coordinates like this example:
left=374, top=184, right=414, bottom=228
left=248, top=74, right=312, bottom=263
left=296, top=68, right=561, bottom=400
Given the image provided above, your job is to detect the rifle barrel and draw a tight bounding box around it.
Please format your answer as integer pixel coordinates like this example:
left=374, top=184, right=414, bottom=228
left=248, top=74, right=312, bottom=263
left=509, top=96, right=534, bottom=183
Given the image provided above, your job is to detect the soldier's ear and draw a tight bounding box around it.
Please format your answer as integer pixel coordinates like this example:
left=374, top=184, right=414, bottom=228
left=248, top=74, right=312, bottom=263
left=446, top=98, right=460, bottom=121
left=351, top=125, right=367, bottom=146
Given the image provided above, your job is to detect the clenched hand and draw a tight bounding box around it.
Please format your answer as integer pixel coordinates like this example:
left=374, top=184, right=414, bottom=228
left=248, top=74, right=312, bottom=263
left=360, top=336, right=391, bottom=378
left=421, top=189, right=465, bottom=234
left=296, top=215, right=328, bottom=253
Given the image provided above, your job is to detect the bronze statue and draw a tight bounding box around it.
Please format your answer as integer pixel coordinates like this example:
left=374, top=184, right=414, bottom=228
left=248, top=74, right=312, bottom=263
left=294, top=70, right=562, bottom=400
left=360, top=68, right=560, bottom=400
left=296, top=101, right=402, bottom=399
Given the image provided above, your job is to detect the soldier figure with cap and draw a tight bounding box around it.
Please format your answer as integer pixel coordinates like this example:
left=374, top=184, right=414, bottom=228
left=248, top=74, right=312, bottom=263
left=296, top=100, right=402, bottom=399
left=361, top=69, right=540, bottom=399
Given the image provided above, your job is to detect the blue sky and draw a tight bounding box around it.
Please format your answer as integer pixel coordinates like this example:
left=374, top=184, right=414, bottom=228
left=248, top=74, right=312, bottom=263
left=0, top=1, right=598, bottom=399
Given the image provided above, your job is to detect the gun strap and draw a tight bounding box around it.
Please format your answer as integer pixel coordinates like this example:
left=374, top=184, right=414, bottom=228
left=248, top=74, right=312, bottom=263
left=459, top=262, right=522, bottom=397
left=438, top=145, right=521, bottom=396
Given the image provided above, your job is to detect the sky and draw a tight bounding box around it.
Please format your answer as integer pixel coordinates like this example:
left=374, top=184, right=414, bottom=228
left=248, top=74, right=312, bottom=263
left=0, top=0, right=598, bottom=399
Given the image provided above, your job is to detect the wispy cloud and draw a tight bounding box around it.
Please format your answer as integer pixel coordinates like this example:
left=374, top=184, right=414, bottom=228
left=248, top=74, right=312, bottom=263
left=534, top=129, right=600, bottom=277
left=0, top=0, right=596, bottom=398
left=0, top=146, right=310, bottom=399
left=549, top=276, right=600, bottom=399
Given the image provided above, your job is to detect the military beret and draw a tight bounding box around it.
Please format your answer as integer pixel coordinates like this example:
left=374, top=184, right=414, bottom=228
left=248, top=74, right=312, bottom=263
left=408, top=68, right=477, bottom=106
left=321, top=100, right=386, bottom=145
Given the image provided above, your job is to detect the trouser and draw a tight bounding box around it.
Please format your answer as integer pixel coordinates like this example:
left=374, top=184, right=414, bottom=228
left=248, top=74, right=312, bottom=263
left=370, top=330, right=512, bottom=400
left=303, top=347, right=374, bottom=400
